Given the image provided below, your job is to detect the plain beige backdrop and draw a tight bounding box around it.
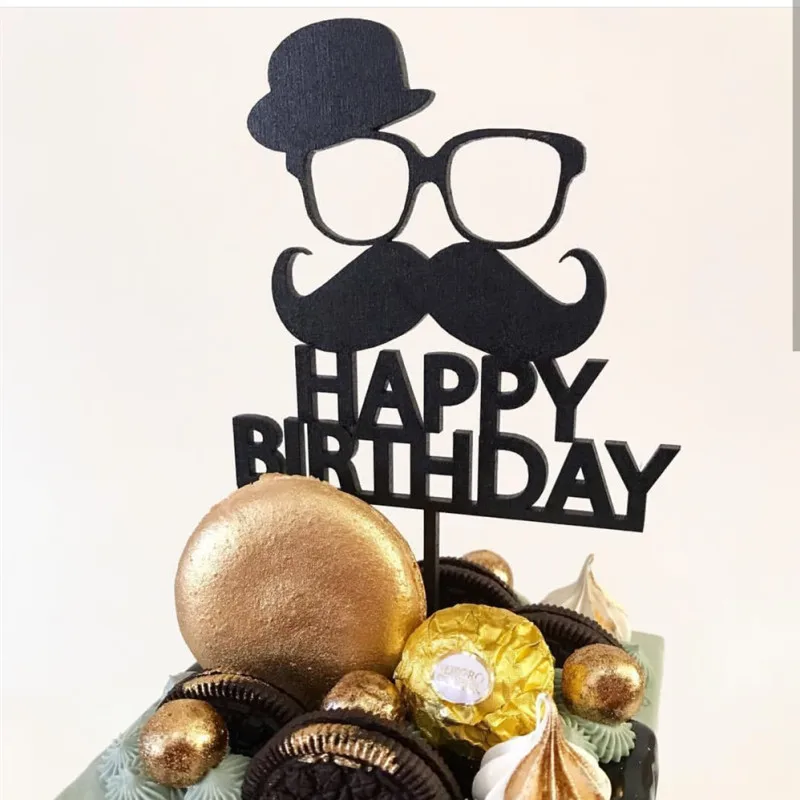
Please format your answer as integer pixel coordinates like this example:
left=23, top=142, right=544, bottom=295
left=1, top=7, right=796, bottom=799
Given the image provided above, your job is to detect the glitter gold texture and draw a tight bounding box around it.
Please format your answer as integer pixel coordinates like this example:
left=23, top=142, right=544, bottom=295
left=139, top=700, right=228, bottom=788
left=321, top=670, right=406, bottom=723
left=503, top=694, right=611, bottom=800
left=561, top=644, right=646, bottom=724
left=282, top=723, right=401, bottom=773
left=462, top=550, right=514, bottom=588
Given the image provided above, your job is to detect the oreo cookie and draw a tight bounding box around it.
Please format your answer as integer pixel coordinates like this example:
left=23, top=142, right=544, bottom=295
left=163, top=670, right=306, bottom=757
left=243, top=710, right=461, bottom=800
left=418, top=557, right=518, bottom=610
left=515, top=603, right=622, bottom=666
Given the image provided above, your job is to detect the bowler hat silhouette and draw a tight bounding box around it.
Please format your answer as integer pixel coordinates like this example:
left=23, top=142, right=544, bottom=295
left=247, top=19, right=433, bottom=156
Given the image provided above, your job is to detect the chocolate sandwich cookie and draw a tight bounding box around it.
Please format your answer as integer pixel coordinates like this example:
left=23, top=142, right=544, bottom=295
left=163, top=670, right=306, bottom=757
left=242, top=710, right=461, bottom=800
left=515, top=603, right=622, bottom=666
left=418, top=557, right=519, bottom=611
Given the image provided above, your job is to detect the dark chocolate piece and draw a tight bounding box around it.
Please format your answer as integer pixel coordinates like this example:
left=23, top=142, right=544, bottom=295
left=439, top=748, right=480, bottom=799
left=601, top=720, right=658, bottom=799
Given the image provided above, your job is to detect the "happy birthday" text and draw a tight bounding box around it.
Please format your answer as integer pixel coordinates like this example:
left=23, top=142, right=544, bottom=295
left=232, top=346, right=679, bottom=532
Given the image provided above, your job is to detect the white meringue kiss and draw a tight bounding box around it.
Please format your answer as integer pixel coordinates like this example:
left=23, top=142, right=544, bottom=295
left=541, top=554, right=631, bottom=642
left=472, top=695, right=611, bottom=800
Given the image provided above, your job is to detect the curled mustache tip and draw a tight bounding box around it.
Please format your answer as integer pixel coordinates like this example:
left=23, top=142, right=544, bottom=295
left=272, top=247, right=316, bottom=338
left=278, top=245, right=313, bottom=262
left=559, top=247, right=607, bottom=297
left=559, top=247, right=597, bottom=265
left=273, top=247, right=312, bottom=288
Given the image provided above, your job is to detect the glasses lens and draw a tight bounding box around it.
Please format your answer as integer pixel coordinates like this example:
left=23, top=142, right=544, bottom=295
left=448, top=135, right=562, bottom=243
left=309, top=138, right=409, bottom=241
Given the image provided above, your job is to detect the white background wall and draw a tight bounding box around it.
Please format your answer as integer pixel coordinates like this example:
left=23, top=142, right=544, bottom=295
left=1, top=7, right=796, bottom=799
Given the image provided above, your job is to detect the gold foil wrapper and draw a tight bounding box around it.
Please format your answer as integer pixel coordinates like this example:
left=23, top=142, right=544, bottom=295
left=394, top=604, right=554, bottom=757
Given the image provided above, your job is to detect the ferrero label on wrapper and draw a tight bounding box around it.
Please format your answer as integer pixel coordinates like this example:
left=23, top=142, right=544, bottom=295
left=431, top=652, right=493, bottom=705
left=394, top=604, right=555, bottom=756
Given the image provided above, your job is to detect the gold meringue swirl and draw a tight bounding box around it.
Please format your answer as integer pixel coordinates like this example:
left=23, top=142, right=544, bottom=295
left=505, top=695, right=611, bottom=800
left=541, top=554, right=630, bottom=642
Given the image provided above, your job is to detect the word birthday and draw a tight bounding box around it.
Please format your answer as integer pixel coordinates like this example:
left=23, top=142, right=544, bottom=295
left=233, top=346, right=679, bottom=532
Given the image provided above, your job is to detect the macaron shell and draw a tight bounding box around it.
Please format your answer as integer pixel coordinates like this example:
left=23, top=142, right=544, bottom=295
left=175, top=475, right=426, bottom=705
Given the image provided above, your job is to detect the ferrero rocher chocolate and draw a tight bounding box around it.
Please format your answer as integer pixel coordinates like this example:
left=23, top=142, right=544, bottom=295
left=394, top=604, right=554, bottom=757
left=462, top=549, right=514, bottom=588
left=322, top=670, right=406, bottom=723
left=139, top=699, right=228, bottom=788
left=561, top=644, right=646, bottom=724
left=175, top=475, right=426, bottom=705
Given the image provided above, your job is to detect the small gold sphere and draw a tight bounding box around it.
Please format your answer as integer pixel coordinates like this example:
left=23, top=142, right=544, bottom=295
left=562, top=644, right=646, bottom=724
left=139, top=699, right=228, bottom=788
left=462, top=549, right=514, bottom=588
left=321, top=670, right=406, bottom=723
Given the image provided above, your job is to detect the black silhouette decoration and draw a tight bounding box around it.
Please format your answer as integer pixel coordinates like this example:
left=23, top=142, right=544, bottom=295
left=273, top=244, right=605, bottom=363
left=238, top=18, right=681, bottom=611
left=248, top=18, right=605, bottom=362
left=248, top=19, right=433, bottom=170
left=277, top=128, right=585, bottom=247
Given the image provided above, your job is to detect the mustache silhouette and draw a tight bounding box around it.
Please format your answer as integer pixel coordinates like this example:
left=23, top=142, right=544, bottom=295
left=272, top=241, right=606, bottom=362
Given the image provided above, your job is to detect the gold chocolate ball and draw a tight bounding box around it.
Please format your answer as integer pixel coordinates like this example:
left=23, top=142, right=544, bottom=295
left=175, top=474, right=426, bottom=705
left=322, top=670, right=406, bottom=723
left=462, top=549, right=514, bottom=587
left=561, top=644, right=646, bottom=724
left=139, top=699, right=228, bottom=788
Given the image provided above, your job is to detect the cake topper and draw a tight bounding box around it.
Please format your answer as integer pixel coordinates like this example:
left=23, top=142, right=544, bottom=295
left=235, top=18, right=680, bottom=611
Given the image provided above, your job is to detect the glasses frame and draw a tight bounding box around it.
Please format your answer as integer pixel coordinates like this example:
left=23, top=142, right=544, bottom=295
left=292, top=128, right=586, bottom=250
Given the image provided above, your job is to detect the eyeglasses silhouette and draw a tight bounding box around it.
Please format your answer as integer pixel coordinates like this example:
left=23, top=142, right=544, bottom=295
left=285, top=128, right=586, bottom=250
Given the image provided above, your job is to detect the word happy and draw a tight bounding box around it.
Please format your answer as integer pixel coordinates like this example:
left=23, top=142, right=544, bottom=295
left=233, top=347, right=679, bottom=532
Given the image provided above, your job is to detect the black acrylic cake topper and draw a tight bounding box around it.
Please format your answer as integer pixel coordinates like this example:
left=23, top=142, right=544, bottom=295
left=237, top=18, right=680, bottom=612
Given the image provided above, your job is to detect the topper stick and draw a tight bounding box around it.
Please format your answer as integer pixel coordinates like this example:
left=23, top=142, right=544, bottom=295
left=423, top=508, right=440, bottom=614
